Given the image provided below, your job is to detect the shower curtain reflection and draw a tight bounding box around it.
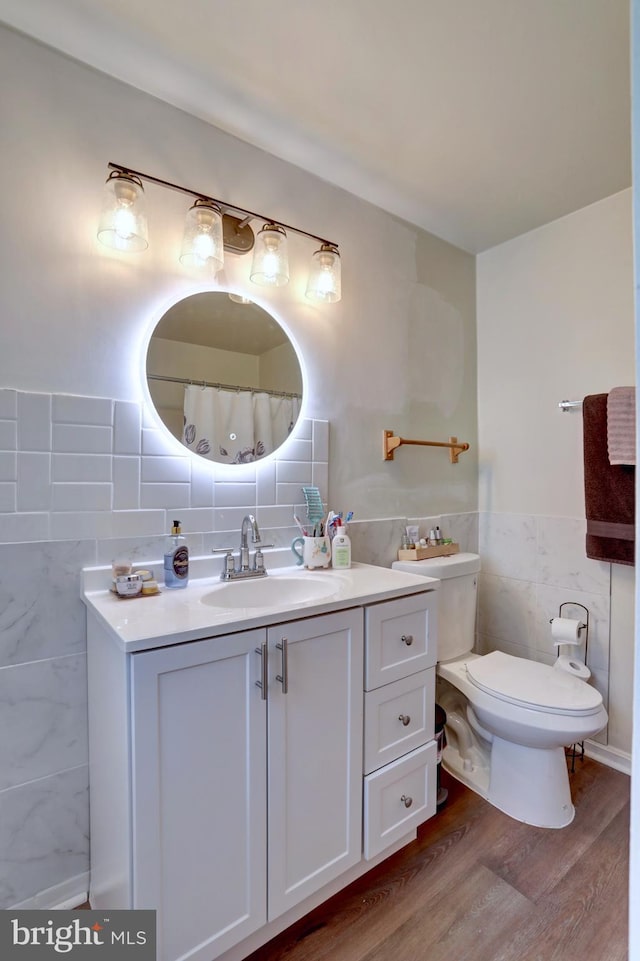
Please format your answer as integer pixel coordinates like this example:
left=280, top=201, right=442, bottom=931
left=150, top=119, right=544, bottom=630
left=183, top=384, right=300, bottom=464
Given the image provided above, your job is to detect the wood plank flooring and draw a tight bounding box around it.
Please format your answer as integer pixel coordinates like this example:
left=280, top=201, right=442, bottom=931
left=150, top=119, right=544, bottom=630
left=245, top=757, right=629, bottom=961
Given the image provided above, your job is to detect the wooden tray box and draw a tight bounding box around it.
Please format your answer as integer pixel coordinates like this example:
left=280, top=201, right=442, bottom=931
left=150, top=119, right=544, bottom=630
left=397, top=542, right=460, bottom=561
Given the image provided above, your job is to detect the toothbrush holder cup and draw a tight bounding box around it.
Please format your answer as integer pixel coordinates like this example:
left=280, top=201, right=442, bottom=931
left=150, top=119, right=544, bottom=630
left=291, top=535, right=331, bottom=569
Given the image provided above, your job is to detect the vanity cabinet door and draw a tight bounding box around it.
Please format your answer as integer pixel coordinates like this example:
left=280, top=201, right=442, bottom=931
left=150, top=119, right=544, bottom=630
left=130, top=629, right=267, bottom=961
left=266, top=609, right=364, bottom=920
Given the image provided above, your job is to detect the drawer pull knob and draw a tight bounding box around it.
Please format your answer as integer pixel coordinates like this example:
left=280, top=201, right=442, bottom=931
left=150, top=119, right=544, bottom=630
left=398, top=714, right=411, bottom=726
left=401, top=634, right=414, bottom=646
left=401, top=794, right=413, bottom=808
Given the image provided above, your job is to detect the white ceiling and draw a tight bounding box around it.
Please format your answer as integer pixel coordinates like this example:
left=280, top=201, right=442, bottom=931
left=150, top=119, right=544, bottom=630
left=0, top=0, right=631, bottom=252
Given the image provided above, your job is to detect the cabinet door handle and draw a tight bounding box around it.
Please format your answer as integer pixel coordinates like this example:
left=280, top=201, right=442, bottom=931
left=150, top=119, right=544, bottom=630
left=398, top=714, right=411, bottom=726
left=401, top=634, right=414, bottom=646
left=400, top=794, right=413, bottom=808
left=275, top=638, right=288, bottom=694
left=255, top=643, right=267, bottom=700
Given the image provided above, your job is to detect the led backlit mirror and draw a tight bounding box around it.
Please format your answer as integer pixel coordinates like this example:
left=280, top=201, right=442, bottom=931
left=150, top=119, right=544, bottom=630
left=146, top=292, right=303, bottom=464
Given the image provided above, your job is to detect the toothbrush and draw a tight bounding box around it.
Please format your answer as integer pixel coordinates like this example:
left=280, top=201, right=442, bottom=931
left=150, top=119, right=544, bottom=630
left=293, top=514, right=309, bottom=536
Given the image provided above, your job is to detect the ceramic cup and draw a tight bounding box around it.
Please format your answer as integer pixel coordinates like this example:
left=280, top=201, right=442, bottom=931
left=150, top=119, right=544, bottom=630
left=291, top=535, right=331, bottom=568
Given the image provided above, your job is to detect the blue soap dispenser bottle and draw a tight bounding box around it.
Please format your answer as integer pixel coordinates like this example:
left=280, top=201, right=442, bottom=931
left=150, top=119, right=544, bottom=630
left=164, top=519, right=189, bottom=589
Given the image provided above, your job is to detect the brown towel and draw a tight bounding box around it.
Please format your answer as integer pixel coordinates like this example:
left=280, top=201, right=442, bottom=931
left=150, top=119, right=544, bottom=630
left=583, top=393, right=634, bottom=566
left=607, top=386, right=635, bottom=465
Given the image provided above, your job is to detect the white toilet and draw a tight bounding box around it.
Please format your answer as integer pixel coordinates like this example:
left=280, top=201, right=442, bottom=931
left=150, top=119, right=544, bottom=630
left=392, top=552, right=608, bottom=828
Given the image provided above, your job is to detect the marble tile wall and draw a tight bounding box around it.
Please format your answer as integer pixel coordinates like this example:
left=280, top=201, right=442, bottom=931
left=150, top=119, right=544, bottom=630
left=0, top=388, right=329, bottom=908
left=349, top=511, right=478, bottom=567
left=477, top=511, right=611, bottom=739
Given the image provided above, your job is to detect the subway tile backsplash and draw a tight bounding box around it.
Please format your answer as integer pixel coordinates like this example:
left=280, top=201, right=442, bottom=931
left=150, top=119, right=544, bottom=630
left=0, top=389, right=17, bottom=419
left=0, top=389, right=329, bottom=543
left=52, top=394, right=112, bottom=426
left=18, top=392, right=51, bottom=450
left=0, top=452, right=16, bottom=481
left=113, top=400, right=141, bottom=455
left=0, top=420, right=17, bottom=450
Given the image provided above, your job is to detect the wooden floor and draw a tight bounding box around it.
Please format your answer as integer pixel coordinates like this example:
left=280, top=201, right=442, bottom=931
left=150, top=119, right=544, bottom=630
left=246, top=757, right=630, bottom=961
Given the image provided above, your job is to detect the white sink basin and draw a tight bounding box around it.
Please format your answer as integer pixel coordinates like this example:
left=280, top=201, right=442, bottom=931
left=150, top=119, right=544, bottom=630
left=200, top=574, right=340, bottom=610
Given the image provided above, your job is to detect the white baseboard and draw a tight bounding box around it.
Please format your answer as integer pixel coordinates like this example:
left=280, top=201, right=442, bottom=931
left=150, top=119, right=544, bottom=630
left=11, top=872, right=89, bottom=910
left=584, top=739, right=632, bottom=776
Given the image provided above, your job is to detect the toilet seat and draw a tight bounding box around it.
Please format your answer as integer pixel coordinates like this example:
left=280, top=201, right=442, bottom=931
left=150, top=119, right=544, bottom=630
left=465, top=651, right=602, bottom=717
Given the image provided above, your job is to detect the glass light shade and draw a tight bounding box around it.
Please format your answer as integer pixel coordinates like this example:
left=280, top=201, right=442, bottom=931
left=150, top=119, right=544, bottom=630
left=179, top=200, right=224, bottom=273
left=250, top=223, right=289, bottom=287
left=97, top=171, right=148, bottom=252
left=305, top=244, right=341, bottom=303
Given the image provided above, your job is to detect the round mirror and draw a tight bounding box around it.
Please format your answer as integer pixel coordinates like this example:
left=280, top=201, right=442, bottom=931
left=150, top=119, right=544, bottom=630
left=146, top=292, right=304, bottom=464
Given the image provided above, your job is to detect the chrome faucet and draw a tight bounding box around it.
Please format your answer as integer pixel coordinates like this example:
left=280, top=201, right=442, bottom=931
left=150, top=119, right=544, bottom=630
left=213, top=514, right=271, bottom=580
left=239, top=514, right=261, bottom=571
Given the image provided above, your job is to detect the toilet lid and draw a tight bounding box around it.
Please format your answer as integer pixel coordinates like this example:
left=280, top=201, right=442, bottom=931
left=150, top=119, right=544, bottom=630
left=466, top=651, right=603, bottom=716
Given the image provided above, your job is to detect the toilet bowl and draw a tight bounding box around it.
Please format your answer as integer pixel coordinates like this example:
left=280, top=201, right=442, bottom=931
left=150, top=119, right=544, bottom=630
left=438, top=651, right=607, bottom=827
left=392, top=552, right=608, bottom=828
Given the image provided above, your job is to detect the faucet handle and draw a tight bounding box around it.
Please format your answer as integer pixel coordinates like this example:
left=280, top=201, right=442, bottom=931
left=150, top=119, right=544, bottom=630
left=253, top=545, right=274, bottom=573
left=212, top=548, right=236, bottom=578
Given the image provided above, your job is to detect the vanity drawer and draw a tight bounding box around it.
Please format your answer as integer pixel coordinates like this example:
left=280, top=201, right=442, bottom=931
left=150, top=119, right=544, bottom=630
left=364, top=592, right=437, bottom=690
left=363, top=741, right=437, bottom=860
left=364, top=668, right=435, bottom=775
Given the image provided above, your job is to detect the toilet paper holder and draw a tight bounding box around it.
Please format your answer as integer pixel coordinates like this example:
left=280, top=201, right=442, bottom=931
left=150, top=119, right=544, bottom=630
left=549, top=601, right=590, bottom=773
left=548, top=600, right=589, bottom=660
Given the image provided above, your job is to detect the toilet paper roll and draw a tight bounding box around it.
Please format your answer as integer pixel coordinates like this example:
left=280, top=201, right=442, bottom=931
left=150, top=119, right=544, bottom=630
left=550, top=616, right=583, bottom=646
left=553, top=654, right=591, bottom=680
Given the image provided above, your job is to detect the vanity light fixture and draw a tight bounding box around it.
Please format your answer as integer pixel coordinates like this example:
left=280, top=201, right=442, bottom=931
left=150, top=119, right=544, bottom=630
left=179, top=199, right=224, bottom=273
left=97, top=163, right=341, bottom=301
left=305, top=243, right=341, bottom=303
left=249, top=223, right=289, bottom=287
left=97, top=170, right=149, bottom=252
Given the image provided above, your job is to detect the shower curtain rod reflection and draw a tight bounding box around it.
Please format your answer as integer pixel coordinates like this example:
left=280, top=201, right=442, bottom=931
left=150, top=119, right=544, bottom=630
left=148, top=373, right=302, bottom=400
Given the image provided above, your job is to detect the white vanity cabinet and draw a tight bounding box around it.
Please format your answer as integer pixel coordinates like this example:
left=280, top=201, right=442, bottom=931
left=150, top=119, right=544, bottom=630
left=84, top=564, right=439, bottom=961
left=86, top=606, right=363, bottom=961
left=362, top=592, right=438, bottom=859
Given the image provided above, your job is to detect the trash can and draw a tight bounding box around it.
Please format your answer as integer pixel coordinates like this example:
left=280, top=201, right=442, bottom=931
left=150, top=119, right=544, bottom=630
left=435, top=704, right=448, bottom=809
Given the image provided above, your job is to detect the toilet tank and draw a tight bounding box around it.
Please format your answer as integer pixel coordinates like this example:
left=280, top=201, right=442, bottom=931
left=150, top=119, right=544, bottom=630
left=392, top=552, right=480, bottom=661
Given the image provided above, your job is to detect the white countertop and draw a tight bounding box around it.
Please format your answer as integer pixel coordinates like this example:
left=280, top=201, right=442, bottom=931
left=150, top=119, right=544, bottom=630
left=82, top=562, right=439, bottom=653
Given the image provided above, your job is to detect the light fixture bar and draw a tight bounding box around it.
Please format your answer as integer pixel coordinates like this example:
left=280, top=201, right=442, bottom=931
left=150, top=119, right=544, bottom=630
left=107, top=162, right=337, bottom=249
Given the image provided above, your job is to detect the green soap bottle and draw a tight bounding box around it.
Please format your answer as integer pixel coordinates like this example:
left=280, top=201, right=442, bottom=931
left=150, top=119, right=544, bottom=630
left=331, top=530, right=351, bottom=569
